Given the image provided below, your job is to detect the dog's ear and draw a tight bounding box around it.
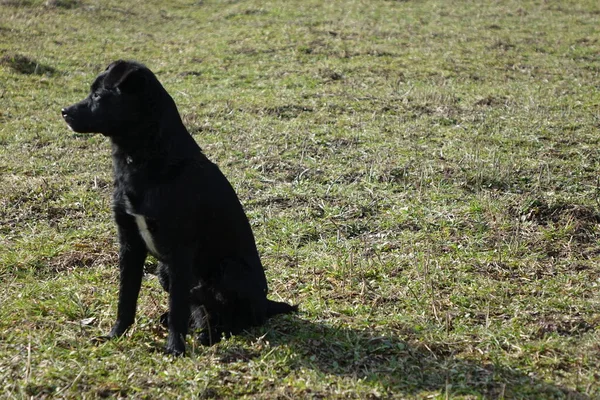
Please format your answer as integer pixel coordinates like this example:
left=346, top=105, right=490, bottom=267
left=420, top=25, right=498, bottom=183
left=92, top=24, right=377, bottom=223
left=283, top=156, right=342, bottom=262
left=105, top=60, right=123, bottom=71
left=105, top=61, right=146, bottom=93
left=117, top=68, right=146, bottom=93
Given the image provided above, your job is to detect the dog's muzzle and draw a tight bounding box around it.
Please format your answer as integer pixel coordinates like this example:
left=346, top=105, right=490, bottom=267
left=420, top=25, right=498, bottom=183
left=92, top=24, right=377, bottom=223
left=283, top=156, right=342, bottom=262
left=61, top=106, right=78, bottom=131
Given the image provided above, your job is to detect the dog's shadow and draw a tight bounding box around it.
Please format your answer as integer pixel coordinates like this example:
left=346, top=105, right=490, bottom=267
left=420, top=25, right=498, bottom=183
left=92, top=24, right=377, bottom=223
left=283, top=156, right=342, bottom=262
left=221, top=315, right=587, bottom=399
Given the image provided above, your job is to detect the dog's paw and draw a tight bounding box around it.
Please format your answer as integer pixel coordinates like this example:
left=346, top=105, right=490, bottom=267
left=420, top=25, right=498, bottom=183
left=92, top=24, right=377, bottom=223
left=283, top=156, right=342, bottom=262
left=91, top=324, right=129, bottom=345
left=198, top=329, right=221, bottom=346
left=165, top=333, right=186, bottom=356
left=107, top=322, right=130, bottom=338
left=165, top=346, right=185, bottom=357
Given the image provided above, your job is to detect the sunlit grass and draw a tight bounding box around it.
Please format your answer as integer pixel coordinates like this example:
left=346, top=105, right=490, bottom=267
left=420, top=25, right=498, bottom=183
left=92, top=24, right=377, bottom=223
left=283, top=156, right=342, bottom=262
left=1, top=0, right=599, bottom=398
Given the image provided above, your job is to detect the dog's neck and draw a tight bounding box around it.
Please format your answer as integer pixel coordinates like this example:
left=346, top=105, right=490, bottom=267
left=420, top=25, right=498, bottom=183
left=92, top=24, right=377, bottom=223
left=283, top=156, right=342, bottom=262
left=109, top=124, right=202, bottom=184
left=110, top=133, right=163, bottom=165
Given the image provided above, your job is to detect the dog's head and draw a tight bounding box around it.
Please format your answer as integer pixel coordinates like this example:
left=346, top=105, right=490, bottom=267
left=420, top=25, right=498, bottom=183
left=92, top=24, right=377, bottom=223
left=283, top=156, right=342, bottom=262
left=62, top=60, right=161, bottom=136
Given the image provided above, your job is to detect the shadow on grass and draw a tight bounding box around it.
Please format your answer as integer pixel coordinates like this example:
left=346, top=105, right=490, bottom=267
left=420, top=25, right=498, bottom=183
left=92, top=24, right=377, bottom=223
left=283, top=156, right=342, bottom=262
left=0, top=53, right=57, bottom=75
left=247, top=315, right=589, bottom=399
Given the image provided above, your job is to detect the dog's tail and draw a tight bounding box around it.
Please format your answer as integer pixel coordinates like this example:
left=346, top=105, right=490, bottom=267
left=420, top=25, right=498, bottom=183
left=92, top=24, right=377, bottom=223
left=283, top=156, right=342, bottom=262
left=266, top=299, right=298, bottom=318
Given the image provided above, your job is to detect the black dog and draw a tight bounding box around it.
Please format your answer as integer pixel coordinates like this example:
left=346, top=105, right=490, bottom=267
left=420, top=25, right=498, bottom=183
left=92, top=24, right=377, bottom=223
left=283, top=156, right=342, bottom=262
left=62, top=60, right=296, bottom=355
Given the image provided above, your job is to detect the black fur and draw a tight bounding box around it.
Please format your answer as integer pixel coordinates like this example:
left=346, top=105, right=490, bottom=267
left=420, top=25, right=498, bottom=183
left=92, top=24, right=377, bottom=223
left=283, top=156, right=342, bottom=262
left=62, top=60, right=297, bottom=355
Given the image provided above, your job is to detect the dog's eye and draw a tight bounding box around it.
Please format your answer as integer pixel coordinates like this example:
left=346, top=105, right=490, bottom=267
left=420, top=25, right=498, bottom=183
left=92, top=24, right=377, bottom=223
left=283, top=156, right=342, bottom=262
left=92, top=93, right=101, bottom=101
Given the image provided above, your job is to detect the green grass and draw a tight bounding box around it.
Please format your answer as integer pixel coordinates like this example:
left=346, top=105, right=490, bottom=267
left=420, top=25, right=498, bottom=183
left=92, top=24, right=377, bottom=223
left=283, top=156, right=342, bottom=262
left=1, top=0, right=600, bottom=398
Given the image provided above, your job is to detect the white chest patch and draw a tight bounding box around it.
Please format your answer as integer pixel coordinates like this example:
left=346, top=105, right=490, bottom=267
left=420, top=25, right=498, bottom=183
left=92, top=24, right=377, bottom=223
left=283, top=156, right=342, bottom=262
left=124, top=196, right=160, bottom=256
left=134, top=214, right=160, bottom=256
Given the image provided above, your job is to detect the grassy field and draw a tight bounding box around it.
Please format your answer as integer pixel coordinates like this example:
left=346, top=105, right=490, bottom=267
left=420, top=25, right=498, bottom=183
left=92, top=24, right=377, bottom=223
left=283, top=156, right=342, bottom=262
left=1, top=0, right=600, bottom=398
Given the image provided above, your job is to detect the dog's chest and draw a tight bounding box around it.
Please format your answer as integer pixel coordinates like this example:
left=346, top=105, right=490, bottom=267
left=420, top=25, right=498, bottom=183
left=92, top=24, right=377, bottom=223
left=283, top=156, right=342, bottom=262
left=124, top=195, right=160, bottom=256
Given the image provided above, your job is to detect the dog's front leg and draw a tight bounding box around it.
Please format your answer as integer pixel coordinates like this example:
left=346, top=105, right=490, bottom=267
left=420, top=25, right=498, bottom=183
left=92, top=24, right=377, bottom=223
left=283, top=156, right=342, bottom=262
left=108, top=211, right=147, bottom=338
left=165, top=250, right=193, bottom=356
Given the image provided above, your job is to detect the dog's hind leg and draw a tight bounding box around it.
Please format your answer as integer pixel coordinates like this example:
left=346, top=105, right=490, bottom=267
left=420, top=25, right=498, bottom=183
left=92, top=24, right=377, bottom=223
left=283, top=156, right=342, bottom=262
left=189, top=284, right=224, bottom=346
left=157, top=262, right=205, bottom=333
left=158, top=302, right=205, bottom=330
left=192, top=304, right=222, bottom=346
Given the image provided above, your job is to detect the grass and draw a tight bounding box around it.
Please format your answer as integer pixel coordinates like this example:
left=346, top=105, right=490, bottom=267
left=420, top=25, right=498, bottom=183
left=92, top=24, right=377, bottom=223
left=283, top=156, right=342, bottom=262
left=1, top=0, right=599, bottom=398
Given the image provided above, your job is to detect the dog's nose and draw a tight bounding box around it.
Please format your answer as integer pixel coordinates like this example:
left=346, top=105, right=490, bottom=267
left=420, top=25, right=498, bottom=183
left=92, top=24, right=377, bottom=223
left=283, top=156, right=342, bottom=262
left=61, top=108, right=68, bottom=119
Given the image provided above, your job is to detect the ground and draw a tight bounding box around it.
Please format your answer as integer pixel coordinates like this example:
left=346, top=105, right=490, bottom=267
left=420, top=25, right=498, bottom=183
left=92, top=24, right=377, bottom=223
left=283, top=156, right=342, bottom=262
left=0, top=0, right=599, bottom=398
